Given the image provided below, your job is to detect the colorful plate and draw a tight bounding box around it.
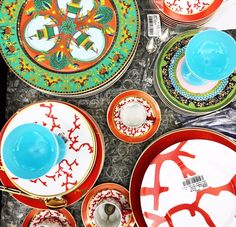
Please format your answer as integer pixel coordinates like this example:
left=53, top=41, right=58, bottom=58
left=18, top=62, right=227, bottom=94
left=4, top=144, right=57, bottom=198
left=22, top=208, right=76, bottom=227
left=130, top=128, right=236, bottom=226
left=141, top=139, right=236, bottom=226
left=0, top=101, right=105, bottom=208
left=1, top=101, right=97, bottom=198
left=0, top=0, right=140, bottom=96
left=151, top=0, right=223, bottom=22
left=81, top=183, right=135, bottom=227
left=107, top=90, right=161, bottom=143
left=154, top=29, right=236, bottom=115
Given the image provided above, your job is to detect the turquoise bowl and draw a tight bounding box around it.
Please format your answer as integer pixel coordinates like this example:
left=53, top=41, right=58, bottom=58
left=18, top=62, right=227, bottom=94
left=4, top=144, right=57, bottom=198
left=182, top=29, right=236, bottom=85
left=2, top=123, right=65, bottom=179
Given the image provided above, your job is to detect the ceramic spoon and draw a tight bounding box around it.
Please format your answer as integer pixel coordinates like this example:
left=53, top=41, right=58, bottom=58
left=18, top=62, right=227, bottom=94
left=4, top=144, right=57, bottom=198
left=0, top=185, right=68, bottom=209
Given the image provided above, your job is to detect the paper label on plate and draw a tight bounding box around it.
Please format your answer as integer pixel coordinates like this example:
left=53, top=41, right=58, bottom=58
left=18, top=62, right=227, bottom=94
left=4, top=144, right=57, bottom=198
left=182, top=175, right=208, bottom=192
left=147, top=14, right=161, bottom=37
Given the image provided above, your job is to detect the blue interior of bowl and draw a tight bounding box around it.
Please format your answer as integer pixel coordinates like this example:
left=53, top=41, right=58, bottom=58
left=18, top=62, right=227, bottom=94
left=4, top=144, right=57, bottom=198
left=2, top=123, right=59, bottom=180
left=185, top=29, right=236, bottom=81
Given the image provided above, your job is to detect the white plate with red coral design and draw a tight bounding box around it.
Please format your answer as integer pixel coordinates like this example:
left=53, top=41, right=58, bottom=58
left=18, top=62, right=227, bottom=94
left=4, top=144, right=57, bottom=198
left=81, top=183, right=135, bottom=227
left=0, top=100, right=97, bottom=198
left=22, top=208, right=76, bottom=227
left=140, top=139, right=236, bottom=226
left=107, top=90, right=161, bottom=143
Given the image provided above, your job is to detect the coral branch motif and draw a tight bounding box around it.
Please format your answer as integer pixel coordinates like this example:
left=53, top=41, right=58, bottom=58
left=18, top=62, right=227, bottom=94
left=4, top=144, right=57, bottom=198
left=30, top=210, right=70, bottom=227
left=88, top=189, right=132, bottom=226
left=40, top=103, right=61, bottom=131
left=67, top=114, right=94, bottom=153
left=141, top=140, right=236, bottom=226
left=46, top=159, right=79, bottom=191
left=165, top=0, right=212, bottom=15
left=114, top=97, right=156, bottom=137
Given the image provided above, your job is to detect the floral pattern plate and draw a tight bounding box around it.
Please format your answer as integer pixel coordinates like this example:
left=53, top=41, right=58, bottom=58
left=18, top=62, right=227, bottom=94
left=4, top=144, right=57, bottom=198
left=22, top=208, right=76, bottom=227
left=130, top=128, right=236, bottom=226
left=154, top=29, right=236, bottom=115
left=0, top=0, right=140, bottom=96
left=81, top=183, right=135, bottom=227
left=151, top=0, right=223, bottom=22
left=107, top=90, right=161, bottom=143
left=0, top=101, right=105, bottom=208
left=141, top=139, right=236, bottom=226
left=0, top=101, right=97, bottom=197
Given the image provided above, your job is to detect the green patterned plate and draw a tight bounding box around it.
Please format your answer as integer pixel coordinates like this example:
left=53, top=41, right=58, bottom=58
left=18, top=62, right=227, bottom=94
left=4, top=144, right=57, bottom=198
left=154, top=29, right=236, bottom=115
left=0, top=0, right=140, bottom=97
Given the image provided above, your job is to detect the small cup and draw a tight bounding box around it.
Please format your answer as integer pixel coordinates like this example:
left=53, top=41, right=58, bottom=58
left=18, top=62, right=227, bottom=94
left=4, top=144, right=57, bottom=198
left=2, top=123, right=66, bottom=180
left=30, top=217, right=64, bottom=227
left=94, top=198, right=122, bottom=227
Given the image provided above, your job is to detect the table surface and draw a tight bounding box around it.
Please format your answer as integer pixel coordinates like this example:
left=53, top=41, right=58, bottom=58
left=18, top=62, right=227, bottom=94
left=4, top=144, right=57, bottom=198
left=0, top=1, right=235, bottom=226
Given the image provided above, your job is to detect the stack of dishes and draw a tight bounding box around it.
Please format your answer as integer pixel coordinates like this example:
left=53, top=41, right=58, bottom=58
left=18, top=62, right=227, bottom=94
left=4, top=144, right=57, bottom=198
left=154, top=29, right=236, bottom=115
left=130, top=128, right=236, bottom=226
left=0, top=100, right=105, bottom=209
left=149, top=0, right=223, bottom=28
left=0, top=0, right=140, bottom=97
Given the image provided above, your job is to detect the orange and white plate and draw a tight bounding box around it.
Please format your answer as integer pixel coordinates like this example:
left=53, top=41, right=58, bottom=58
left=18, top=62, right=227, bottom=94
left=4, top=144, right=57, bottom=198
left=107, top=90, right=161, bottom=143
left=22, top=208, right=76, bottom=227
left=81, top=183, right=135, bottom=227
left=0, top=101, right=105, bottom=208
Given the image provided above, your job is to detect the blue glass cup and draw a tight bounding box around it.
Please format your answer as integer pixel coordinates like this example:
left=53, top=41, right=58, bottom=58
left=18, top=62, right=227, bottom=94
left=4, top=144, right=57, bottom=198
left=2, top=123, right=66, bottom=180
left=182, top=29, right=236, bottom=86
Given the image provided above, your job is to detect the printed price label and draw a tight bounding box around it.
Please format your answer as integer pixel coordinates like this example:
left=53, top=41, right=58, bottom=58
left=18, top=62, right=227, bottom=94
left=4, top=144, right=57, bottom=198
left=147, top=14, right=161, bottom=37
left=183, top=175, right=208, bottom=192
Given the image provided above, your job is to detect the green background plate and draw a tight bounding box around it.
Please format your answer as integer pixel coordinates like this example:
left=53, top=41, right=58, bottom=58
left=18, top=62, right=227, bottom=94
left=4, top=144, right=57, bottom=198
left=0, top=0, right=140, bottom=96
left=155, top=29, right=236, bottom=114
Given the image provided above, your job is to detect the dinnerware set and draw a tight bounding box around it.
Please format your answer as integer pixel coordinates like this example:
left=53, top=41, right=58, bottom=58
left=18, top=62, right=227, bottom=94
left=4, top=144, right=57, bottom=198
left=0, top=0, right=236, bottom=226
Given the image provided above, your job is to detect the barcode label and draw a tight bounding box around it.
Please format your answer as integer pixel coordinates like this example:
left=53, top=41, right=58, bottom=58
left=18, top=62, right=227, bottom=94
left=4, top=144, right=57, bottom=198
left=147, top=14, right=161, bottom=37
left=182, top=175, right=208, bottom=192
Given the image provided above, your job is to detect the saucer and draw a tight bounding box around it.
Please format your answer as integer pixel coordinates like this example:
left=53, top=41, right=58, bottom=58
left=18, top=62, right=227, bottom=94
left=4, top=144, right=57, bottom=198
left=130, top=128, right=236, bottom=226
left=0, top=101, right=105, bottom=208
left=81, top=183, right=135, bottom=227
left=107, top=90, right=161, bottom=143
left=154, top=29, right=236, bottom=115
left=0, top=0, right=140, bottom=97
left=141, top=139, right=236, bottom=226
left=22, top=208, right=76, bottom=227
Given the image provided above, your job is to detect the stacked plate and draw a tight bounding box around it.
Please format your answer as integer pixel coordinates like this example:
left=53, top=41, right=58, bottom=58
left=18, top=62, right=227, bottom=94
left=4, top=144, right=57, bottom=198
left=149, top=0, right=223, bottom=28
left=0, top=100, right=105, bottom=209
left=154, top=29, right=236, bottom=115
left=0, top=0, right=140, bottom=97
left=130, top=128, right=236, bottom=226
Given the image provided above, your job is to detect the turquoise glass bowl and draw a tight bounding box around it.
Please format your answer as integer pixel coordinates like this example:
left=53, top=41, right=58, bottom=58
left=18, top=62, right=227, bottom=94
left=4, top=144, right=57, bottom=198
left=183, top=29, right=236, bottom=85
left=2, top=123, right=65, bottom=179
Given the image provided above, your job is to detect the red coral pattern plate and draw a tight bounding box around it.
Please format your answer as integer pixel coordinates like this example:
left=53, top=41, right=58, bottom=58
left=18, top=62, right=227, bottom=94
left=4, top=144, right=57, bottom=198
left=81, top=183, right=135, bottom=227
left=141, top=139, right=236, bottom=226
left=107, top=90, right=161, bottom=143
left=151, top=0, right=223, bottom=22
left=129, top=128, right=236, bottom=226
left=0, top=101, right=105, bottom=208
left=0, top=101, right=97, bottom=197
left=22, top=208, right=76, bottom=227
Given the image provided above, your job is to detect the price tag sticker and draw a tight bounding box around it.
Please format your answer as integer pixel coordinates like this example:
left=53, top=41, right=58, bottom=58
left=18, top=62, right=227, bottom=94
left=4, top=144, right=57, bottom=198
left=147, top=14, right=162, bottom=37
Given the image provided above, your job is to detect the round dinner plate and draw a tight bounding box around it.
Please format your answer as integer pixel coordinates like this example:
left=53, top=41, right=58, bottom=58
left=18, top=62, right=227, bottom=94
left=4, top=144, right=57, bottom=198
left=154, top=29, right=236, bottom=115
left=130, top=128, right=236, bottom=226
left=141, top=139, right=236, bottom=226
left=81, top=183, right=135, bottom=227
left=107, top=90, right=161, bottom=143
left=22, top=208, right=76, bottom=227
left=1, top=101, right=97, bottom=198
left=0, top=0, right=140, bottom=97
left=0, top=101, right=105, bottom=209
left=150, top=0, right=223, bottom=22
